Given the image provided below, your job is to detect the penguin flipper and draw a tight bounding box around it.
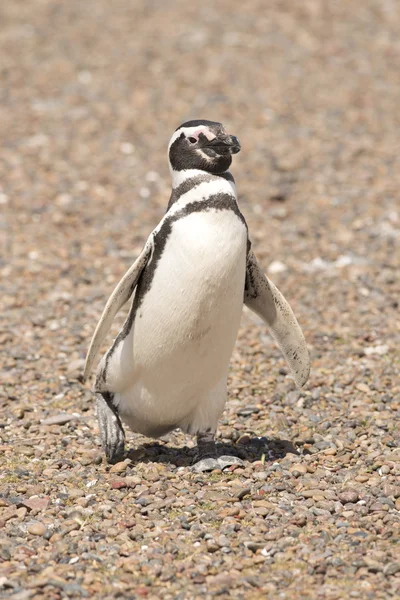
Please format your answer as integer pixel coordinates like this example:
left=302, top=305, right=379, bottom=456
left=83, top=237, right=154, bottom=381
left=244, top=250, right=310, bottom=388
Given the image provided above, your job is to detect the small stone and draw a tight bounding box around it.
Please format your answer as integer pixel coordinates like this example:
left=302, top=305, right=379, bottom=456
left=217, top=535, right=230, bottom=547
left=267, top=260, right=287, bottom=274
left=290, top=464, right=307, bottom=475
left=237, top=434, right=251, bottom=445
left=291, top=515, right=307, bottom=527
left=111, top=479, right=128, bottom=489
left=16, top=446, right=35, bottom=457
left=27, top=522, right=46, bottom=536
left=244, top=541, right=264, bottom=552
left=221, top=506, right=240, bottom=518
left=383, top=562, right=400, bottom=576
left=207, top=574, right=234, bottom=587
left=356, top=383, right=370, bottom=393
left=1, top=505, right=19, bottom=521
left=369, top=502, right=386, bottom=512
left=237, top=488, right=251, bottom=500
left=68, top=488, right=85, bottom=498
left=254, top=506, right=269, bottom=516
left=67, top=358, right=85, bottom=372
left=338, top=489, right=359, bottom=504
left=207, top=539, right=219, bottom=553
left=22, top=497, right=50, bottom=512
left=364, top=345, right=389, bottom=356
left=301, top=489, right=325, bottom=500
left=323, top=447, right=337, bottom=456
left=125, top=476, right=142, bottom=487
left=14, top=408, right=25, bottom=419
left=110, top=461, right=128, bottom=473
left=41, top=413, right=77, bottom=426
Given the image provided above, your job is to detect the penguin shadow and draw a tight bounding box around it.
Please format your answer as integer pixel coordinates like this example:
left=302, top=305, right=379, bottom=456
left=126, top=436, right=299, bottom=468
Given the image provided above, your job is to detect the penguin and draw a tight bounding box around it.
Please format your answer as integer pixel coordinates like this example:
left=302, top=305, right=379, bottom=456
left=83, top=119, right=310, bottom=472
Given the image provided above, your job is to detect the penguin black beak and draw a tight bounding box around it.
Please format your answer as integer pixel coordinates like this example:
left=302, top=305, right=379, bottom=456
left=226, top=135, right=241, bottom=154
left=206, top=134, right=241, bottom=155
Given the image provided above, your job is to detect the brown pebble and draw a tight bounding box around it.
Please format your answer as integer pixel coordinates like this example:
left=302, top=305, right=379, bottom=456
left=323, top=448, right=337, bottom=456
left=290, top=464, right=307, bottom=475
left=338, top=489, right=359, bottom=504
left=110, top=461, right=129, bottom=473
left=111, top=479, right=128, bottom=489
left=27, top=522, right=46, bottom=536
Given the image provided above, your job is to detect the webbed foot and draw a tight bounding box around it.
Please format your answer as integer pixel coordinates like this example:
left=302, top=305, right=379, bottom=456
left=192, top=457, right=221, bottom=473
left=217, top=455, right=245, bottom=469
left=191, top=431, right=245, bottom=472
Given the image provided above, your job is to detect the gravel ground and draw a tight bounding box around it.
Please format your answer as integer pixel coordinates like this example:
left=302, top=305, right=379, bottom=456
left=1, top=1, right=399, bottom=598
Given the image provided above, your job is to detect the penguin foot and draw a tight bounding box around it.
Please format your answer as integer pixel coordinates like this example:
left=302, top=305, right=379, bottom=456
left=96, top=393, right=125, bottom=464
left=217, top=455, right=245, bottom=469
left=192, top=457, right=221, bottom=473
left=192, top=432, right=245, bottom=472
left=191, top=455, right=245, bottom=473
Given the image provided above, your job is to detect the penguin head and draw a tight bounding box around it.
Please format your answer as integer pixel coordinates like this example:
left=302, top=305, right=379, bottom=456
left=168, top=120, right=241, bottom=174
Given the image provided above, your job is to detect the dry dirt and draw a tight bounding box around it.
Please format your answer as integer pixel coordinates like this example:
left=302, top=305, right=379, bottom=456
left=1, top=1, right=399, bottom=599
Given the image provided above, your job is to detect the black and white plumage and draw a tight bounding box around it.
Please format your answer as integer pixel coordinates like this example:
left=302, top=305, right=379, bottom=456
left=84, top=120, right=310, bottom=471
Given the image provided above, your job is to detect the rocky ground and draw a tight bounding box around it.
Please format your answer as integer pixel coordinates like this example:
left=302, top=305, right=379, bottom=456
left=1, top=0, right=399, bottom=598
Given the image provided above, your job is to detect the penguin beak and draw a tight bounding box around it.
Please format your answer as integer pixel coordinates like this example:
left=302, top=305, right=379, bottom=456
left=226, top=135, right=241, bottom=154
left=206, top=134, right=241, bottom=154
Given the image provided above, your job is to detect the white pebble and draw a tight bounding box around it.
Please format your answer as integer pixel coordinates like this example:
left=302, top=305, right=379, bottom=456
left=364, top=345, right=389, bottom=356
left=139, top=187, right=151, bottom=199
left=78, top=70, right=92, bottom=84
left=268, top=260, right=287, bottom=274
left=120, top=142, right=135, bottom=155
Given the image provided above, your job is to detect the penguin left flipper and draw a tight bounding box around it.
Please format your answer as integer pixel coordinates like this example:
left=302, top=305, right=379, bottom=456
left=244, top=250, right=310, bottom=388
left=83, top=237, right=154, bottom=381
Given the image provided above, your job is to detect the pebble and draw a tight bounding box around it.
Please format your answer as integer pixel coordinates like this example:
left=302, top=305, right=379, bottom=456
left=323, top=448, right=337, bottom=456
left=22, top=497, right=50, bottom=511
left=110, top=461, right=129, bottom=473
left=2, top=3, right=400, bottom=600
left=207, top=540, right=220, bottom=553
left=27, top=522, right=46, bottom=536
left=41, top=413, right=77, bottom=426
left=338, top=489, right=359, bottom=504
left=68, top=488, right=85, bottom=498
left=237, top=488, right=251, bottom=501
left=290, top=464, right=307, bottom=475
left=383, top=563, right=400, bottom=577
left=16, top=446, right=35, bottom=457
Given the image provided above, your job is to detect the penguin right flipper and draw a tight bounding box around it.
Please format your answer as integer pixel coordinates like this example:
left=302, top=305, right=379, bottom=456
left=244, top=250, right=310, bottom=388
left=83, top=237, right=154, bottom=381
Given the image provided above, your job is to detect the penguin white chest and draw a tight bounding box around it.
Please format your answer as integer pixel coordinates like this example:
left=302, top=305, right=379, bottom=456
left=136, top=208, right=248, bottom=367
left=111, top=207, right=247, bottom=432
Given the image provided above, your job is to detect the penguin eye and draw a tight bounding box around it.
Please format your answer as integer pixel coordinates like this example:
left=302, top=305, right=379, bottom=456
left=188, top=137, right=197, bottom=144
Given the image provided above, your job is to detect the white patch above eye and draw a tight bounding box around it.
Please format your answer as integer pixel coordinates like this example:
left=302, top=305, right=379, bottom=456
left=168, top=126, right=216, bottom=150
left=190, top=128, right=216, bottom=142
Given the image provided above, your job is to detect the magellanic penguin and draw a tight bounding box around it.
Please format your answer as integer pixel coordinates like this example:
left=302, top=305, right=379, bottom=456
left=83, top=119, right=310, bottom=472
